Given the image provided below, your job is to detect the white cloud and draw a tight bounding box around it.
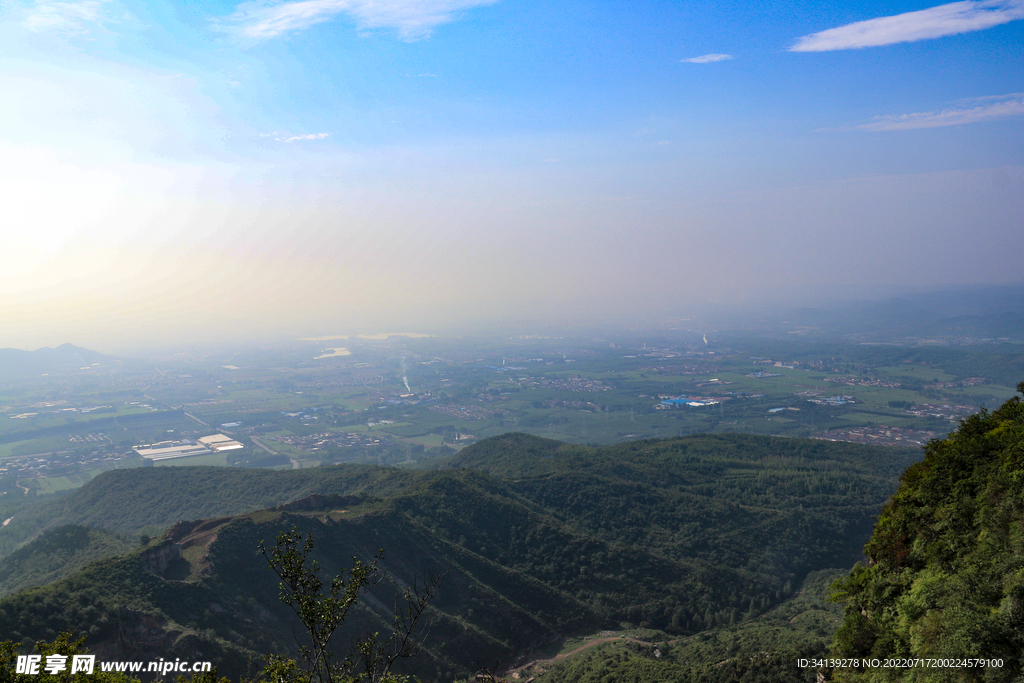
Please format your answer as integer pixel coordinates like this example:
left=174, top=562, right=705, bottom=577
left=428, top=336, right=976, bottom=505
left=681, top=53, right=734, bottom=63
left=277, top=133, right=331, bottom=141
left=227, top=0, right=496, bottom=40
left=790, top=0, right=1024, bottom=51
left=19, top=0, right=111, bottom=32
left=852, top=93, right=1024, bottom=131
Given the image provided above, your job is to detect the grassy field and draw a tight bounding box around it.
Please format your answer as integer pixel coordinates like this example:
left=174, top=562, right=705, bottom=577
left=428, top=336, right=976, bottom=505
left=0, top=436, right=72, bottom=458
left=959, top=383, right=1019, bottom=402
left=842, top=412, right=918, bottom=427
left=84, top=458, right=142, bottom=475
left=399, top=434, right=445, bottom=447
left=1, top=340, right=1016, bottom=498
left=341, top=422, right=414, bottom=434
left=875, top=365, right=957, bottom=381
left=153, top=452, right=229, bottom=467
left=31, top=475, right=83, bottom=493
left=0, top=404, right=162, bottom=438
left=0, top=440, right=40, bottom=459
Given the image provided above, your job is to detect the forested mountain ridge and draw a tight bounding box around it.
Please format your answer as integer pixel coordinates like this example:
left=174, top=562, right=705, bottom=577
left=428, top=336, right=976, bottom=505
left=534, top=568, right=848, bottom=683
left=0, top=525, right=133, bottom=597
left=0, top=433, right=921, bottom=681
left=0, top=465, right=418, bottom=556
left=451, top=432, right=919, bottom=578
left=830, top=382, right=1024, bottom=682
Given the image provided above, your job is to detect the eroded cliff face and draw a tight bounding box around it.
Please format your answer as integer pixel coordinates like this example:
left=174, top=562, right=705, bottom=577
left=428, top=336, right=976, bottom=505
left=141, top=517, right=231, bottom=581
left=88, top=608, right=206, bottom=661
left=139, top=541, right=182, bottom=577
left=79, top=589, right=256, bottom=679
left=91, top=524, right=239, bottom=676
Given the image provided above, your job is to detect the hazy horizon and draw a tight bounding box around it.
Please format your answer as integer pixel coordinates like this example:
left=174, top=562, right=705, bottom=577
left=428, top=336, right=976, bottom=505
left=2, top=0, right=1021, bottom=353
left=2, top=279, right=1021, bottom=357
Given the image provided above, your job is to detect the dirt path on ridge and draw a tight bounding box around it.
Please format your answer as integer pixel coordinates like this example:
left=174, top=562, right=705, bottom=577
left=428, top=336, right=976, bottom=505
left=508, top=636, right=652, bottom=675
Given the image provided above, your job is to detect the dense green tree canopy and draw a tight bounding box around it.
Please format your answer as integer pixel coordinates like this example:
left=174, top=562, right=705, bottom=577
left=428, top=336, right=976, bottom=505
left=831, top=383, right=1024, bottom=682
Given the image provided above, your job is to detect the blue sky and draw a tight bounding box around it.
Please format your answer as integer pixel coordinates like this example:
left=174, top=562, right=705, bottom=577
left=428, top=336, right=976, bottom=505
left=1, top=0, right=1022, bottom=350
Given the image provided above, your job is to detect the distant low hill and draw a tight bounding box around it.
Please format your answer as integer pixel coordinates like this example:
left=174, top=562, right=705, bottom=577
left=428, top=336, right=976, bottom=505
left=0, top=525, right=132, bottom=597
left=0, top=343, right=112, bottom=379
left=0, top=432, right=921, bottom=681
left=785, top=284, right=1024, bottom=341
left=0, top=464, right=417, bottom=555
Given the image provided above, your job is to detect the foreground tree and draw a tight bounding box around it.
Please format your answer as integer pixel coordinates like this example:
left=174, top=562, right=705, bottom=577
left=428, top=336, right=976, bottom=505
left=260, top=528, right=443, bottom=683
left=829, top=382, right=1024, bottom=682
left=0, top=632, right=143, bottom=683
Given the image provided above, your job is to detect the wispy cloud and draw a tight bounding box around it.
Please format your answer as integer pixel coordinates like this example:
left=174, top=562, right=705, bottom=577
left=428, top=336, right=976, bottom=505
left=680, top=53, right=734, bottom=63
left=277, top=133, right=331, bottom=141
left=226, top=0, right=496, bottom=40
left=20, top=0, right=112, bottom=32
left=790, top=0, right=1024, bottom=51
left=851, top=93, right=1024, bottom=131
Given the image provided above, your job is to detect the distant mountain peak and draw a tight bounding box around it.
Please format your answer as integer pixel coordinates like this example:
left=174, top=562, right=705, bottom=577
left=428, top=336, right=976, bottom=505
left=0, top=344, right=112, bottom=378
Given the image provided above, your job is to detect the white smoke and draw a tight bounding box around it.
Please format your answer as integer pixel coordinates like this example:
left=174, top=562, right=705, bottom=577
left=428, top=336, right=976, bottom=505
left=400, top=357, right=411, bottom=393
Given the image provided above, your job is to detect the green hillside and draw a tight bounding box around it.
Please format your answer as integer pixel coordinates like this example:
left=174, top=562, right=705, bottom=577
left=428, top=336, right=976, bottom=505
left=534, top=569, right=846, bottom=683
left=452, top=432, right=920, bottom=597
left=0, top=465, right=417, bottom=556
left=0, top=525, right=133, bottom=597
left=828, top=383, right=1024, bottom=682
left=0, top=432, right=921, bottom=681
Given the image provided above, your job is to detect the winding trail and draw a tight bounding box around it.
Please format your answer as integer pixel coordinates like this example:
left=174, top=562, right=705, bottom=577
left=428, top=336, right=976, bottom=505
left=508, top=636, right=653, bottom=675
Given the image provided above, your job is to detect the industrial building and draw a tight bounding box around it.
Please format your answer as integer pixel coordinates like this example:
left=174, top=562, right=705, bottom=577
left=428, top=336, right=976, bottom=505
left=134, top=434, right=243, bottom=461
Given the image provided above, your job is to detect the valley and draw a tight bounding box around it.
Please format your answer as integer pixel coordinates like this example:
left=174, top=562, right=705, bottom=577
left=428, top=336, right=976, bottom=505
left=1, top=330, right=1018, bottom=510
left=0, top=431, right=920, bottom=681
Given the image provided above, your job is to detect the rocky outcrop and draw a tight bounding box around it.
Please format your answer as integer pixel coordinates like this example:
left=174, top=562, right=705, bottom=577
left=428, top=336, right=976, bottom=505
left=86, top=608, right=212, bottom=672
left=139, top=541, right=182, bottom=576
left=115, top=608, right=179, bottom=652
